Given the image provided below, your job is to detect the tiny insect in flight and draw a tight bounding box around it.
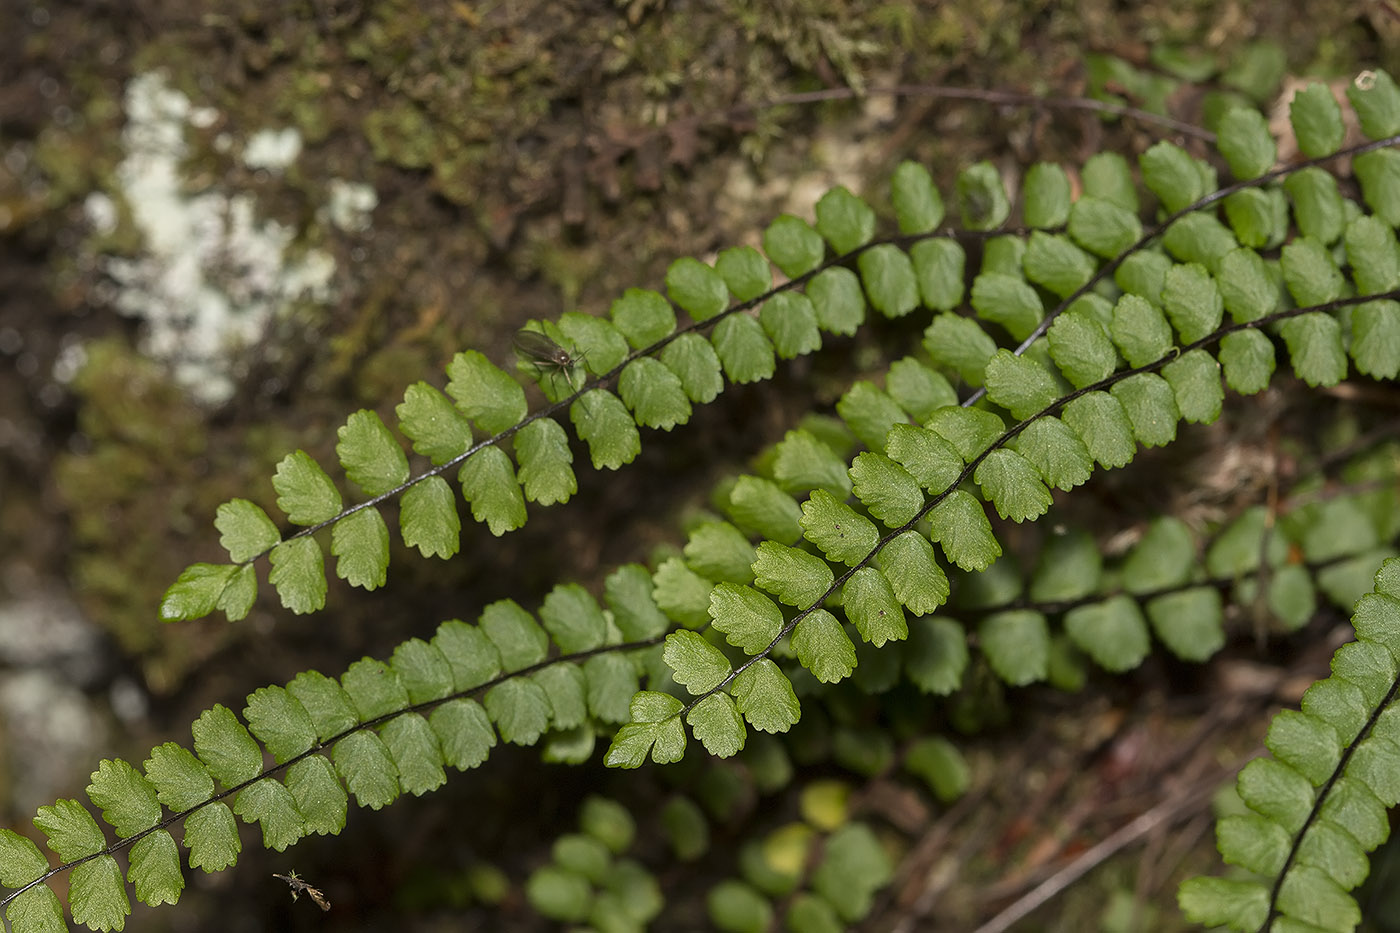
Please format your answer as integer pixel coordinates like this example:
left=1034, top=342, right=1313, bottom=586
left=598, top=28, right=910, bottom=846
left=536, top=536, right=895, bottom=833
left=514, top=329, right=587, bottom=392
left=273, top=871, right=331, bottom=911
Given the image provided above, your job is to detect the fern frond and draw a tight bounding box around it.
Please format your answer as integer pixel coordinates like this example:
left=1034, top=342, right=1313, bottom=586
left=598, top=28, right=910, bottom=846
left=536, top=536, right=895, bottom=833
left=599, top=69, right=1400, bottom=768
left=1180, top=555, right=1400, bottom=931
left=158, top=161, right=1029, bottom=624
left=0, top=572, right=676, bottom=926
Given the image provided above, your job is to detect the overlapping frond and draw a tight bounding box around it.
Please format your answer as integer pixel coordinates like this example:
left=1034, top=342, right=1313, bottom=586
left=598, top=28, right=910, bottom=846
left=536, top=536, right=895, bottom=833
left=608, top=69, right=1400, bottom=769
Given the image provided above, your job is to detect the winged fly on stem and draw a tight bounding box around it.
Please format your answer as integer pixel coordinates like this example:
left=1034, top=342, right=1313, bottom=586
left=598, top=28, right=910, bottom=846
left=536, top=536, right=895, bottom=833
left=514, top=328, right=587, bottom=393
left=273, top=870, right=331, bottom=911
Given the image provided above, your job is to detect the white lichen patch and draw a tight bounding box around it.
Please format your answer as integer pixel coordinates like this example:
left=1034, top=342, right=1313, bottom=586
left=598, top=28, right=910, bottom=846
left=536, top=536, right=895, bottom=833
left=243, top=126, right=303, bottom=172
left=324, top=179, right=379, bottom=233
left=94, top=72, right=374, bottom=404
left=82, top=190, right=117, bottom=236
left=0, top=589, right=110, bottom=814
left=0, top=669, right=106, bottom=815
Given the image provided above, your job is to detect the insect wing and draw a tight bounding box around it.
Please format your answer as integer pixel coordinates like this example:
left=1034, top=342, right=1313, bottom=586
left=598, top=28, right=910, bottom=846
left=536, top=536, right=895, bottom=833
left=514, top=328, right=585, bottom=393
left=514, top=329, right=570, bottom=365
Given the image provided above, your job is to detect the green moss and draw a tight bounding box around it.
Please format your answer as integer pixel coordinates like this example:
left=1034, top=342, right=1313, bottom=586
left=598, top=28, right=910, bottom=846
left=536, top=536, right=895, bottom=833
left=53, top=341, right=222, bottom=687
left=32, top=127, right=105, bottom=206
left=364, top=101, right=438, bottom=169
left=280, top=70, right=336, bottom=144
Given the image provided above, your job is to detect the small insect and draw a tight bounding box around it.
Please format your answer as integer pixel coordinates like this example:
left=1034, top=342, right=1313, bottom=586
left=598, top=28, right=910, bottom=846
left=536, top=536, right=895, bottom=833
left=514, top=329, right=586, bottom=393
left=273, top=871, right=331, bottom=911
